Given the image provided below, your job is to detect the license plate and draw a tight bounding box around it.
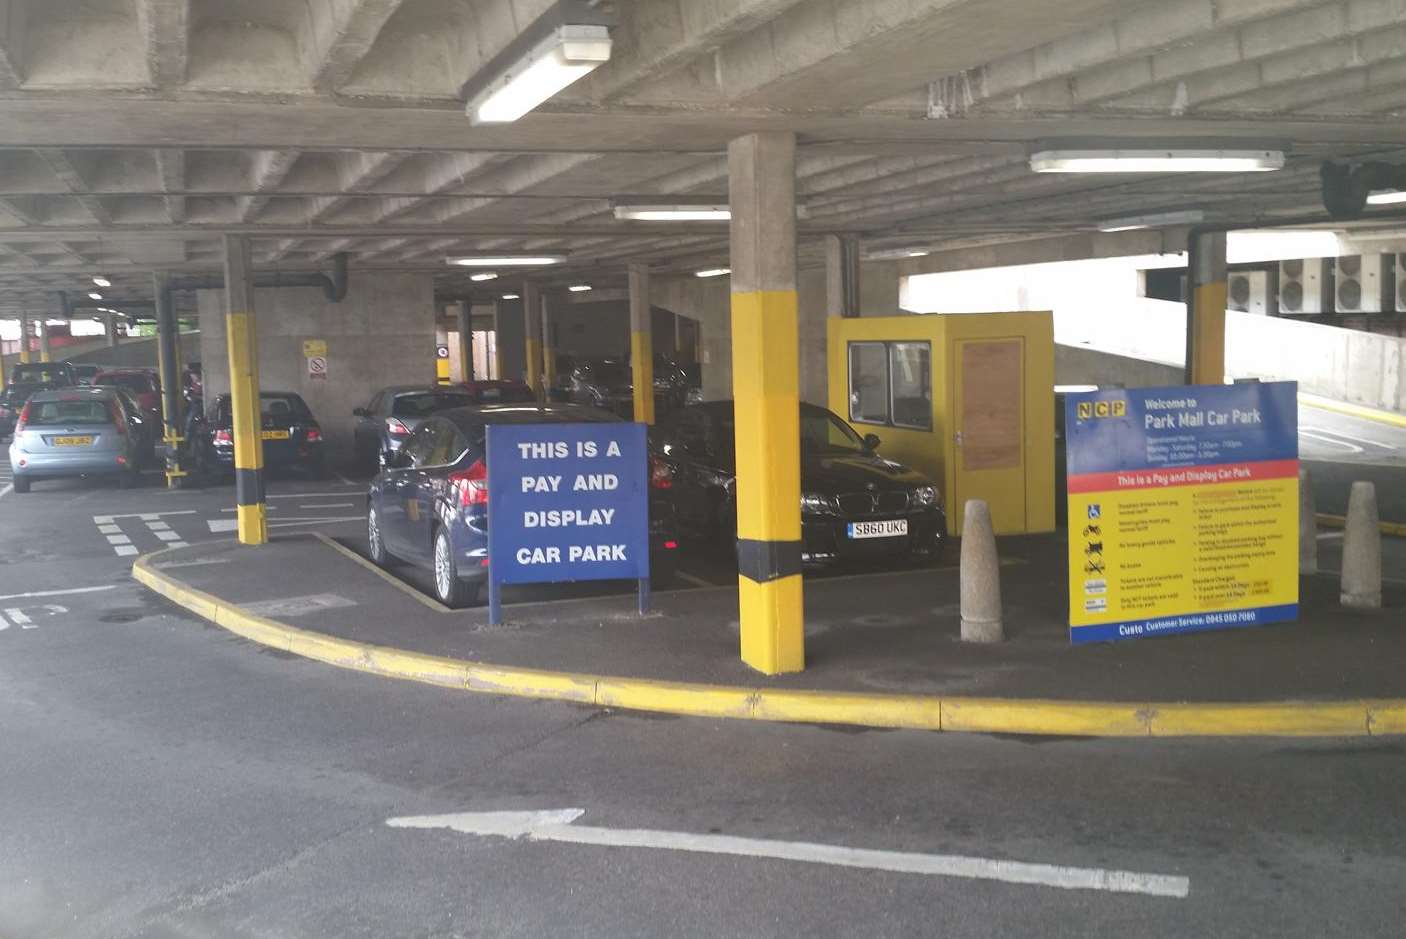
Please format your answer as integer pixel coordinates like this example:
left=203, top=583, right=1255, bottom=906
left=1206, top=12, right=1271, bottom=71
left=847, top=519, right=908, bottom=539
left=261, top=430, right=290, bottom=440
left=52, top=435, right=95, bottom=446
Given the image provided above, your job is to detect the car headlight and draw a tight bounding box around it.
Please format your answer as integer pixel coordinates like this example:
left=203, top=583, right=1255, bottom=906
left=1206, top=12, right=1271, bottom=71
left=800, top=492, right=836, bottom=515
left=910, top=485, right=940, bottom=508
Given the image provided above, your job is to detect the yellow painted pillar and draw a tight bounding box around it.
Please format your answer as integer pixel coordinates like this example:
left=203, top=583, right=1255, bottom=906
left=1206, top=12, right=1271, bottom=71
left=729, top=131, right=804, bottom=675
left=36, top=317, right=50, bottom=362
left=224, top=234, right=267, bottom=545
left=457, top=300, right=474, bottom=383
left=523, top=281, right=544, bottom=399
left=628, top=263, right=655, bottom=425
left=541, top=291, right=557, bottom=392
left=154, top=274, right=187, bottom=488
left=1186, top=231, right=1227, bottom=385
left=17, top=313, right=31, bottom=364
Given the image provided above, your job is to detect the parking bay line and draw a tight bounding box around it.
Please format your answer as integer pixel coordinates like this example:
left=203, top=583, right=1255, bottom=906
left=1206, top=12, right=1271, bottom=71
left=0, top=585, right=118, bottom=602
left=93, top=510, right=198, bottom=523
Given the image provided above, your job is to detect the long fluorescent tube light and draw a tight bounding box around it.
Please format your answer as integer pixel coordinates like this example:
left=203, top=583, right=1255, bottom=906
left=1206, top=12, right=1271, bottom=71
left=501, top=293, right=521, bottom=300
left=614, top=204, right=731, bottom=222
left=469, top=272, right=499, bottom=281
left=1366, top=190, right=1406, bottom=206
left=88, top=291, right=103, bottom=300
left=447, top=255, right=565, bottom=267
left=466, top=24, right=611, bottom=124
left=694, top=268, right=730, bottom=278
left=1031, top=149, right=1285, bottom=173
left=866, top=247, right=931, bottom=260
left=92, top=275, right=111, bottom=288
left=568, top=284, right=592, bottom=292
left=1097, top=209, right=1206, bottom=232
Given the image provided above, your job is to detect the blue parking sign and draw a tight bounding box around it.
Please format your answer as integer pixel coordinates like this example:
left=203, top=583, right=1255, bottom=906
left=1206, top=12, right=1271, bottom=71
left=485, top=422, right=650, bottom=622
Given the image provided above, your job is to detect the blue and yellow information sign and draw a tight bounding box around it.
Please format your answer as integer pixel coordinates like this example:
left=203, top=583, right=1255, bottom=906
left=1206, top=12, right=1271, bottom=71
left=485, top=422, right=650, bottom=623
left=1065, top=382, right=1299, bottom=644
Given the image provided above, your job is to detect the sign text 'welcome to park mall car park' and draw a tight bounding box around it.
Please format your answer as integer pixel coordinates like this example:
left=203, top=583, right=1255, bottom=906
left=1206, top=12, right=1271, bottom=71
left=1064, top=382, right=1299, bottom=644
left=485, top=422, right=650, bottom=623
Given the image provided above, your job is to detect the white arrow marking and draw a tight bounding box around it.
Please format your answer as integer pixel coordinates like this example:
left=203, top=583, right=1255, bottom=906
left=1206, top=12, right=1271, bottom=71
left=385, top=810, right=1189, bottom=899
left=0, top=585, right=115, bottom=602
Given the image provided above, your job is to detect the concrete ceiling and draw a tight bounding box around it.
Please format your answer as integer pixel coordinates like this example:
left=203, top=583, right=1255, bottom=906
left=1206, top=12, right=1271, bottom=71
left=0, top=0, right=1405, bottom=312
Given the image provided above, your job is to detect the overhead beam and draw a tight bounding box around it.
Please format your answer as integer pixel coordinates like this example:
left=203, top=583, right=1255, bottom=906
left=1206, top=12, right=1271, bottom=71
left=137, top=0, right=190, bottom=86
left=308, top=150, right=408, bottom=221
left=306, top=0, right=410, bottom=93
left=34, top=149, right=110, bottom=224
left=154, top=148, right=186, bottom=223
left=238, top=149, right=300, bottom=222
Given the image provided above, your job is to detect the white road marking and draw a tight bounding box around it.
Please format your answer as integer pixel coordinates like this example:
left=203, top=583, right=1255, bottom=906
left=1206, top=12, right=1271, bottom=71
left=1298, top=430, right=1362, bottom=454
left=221, top=505, right=278, bottom=512
left=266, top=491, right=362, bottom=500
left=0, top=585, right=117, bottom=602
left=154, top=531, right=182, bottom=542
left=0, top=483, right=12, bottom=500
left=114, top=545, right=139, bottom=556
left=1302, top=425, right=1397, bottom=450
left=98, top=524, right=122, bottom=535
left=0, top=604, right=68, bottom=631
left=335, top=472, right=355, bottom=486
left=386, top=810, right=1190, bottom=899
left=300, top=502, right=355, bottom=509
left=207, top=519, right=239, bottom=533
left=152, top=557, right=232, bottom=569
left=267, top=516, right=363, bottom=529
left=93, top=510, right=197, bottom=521
left=240, top=593, right=357, bottom=617
left=675, top=571, right=716, bottom=589
left=147, top=520, right=171, bottom=531
left=106, top=534, right=132, bottom=545
left=169, top=541, right=189, bottom=549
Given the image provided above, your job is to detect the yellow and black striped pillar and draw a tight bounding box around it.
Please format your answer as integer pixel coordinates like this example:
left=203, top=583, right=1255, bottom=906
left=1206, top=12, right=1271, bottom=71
left=223, top=234, right=267, bottom=545
left=628, top=263, right=655, bottom=425
left=541, top=291, right=557, bottom=392
left=1186, top=230, right=1228, bottom=385
left=36, top=317, right=50, bottom=363
left=457, top=299, right=474, bottom=383
left=17, top=313, right=31, bottom=364
left=153, top=274, right=187, bottom=489
left=523, top=281, right=544, bottom=399
left=729, top=131, right=804, bottom=675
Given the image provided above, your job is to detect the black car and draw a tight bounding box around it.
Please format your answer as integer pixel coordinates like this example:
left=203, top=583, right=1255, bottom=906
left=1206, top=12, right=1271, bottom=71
left=568, top=356, right=690, bottom=417
left=367, top=403, right=679, bottom=608
left=1, top=362, right=80, bottom=436
left=653, top=401, right=947, bottom=568
left=196, top=391, right=327, bottom=479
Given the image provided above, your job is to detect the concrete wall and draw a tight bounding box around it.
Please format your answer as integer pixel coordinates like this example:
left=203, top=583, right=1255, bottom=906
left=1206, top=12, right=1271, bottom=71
left=64, top=333, right=202, bottom=369
left=198, top=273, right=436, bottom=461
left=495, top=299, right=526, bottom=383
left=1055, top=343, right=1184, bottom=389
left=1226, top=312, right=1406, bottom=412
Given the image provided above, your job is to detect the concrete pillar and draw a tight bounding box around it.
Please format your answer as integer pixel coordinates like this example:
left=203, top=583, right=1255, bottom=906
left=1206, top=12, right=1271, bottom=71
left=17, top=313, right=30, bottom=363
left=223, top=234, right=267, bottom=546
left=959, top=499, right=1004, bottom=642
left=541, top=290, right=557, bottom=392
left=153, top=274, right=186, bottom=487
left=1185, top=230, right=1227, bottom=385
left=825, top=234, right=861, bottom=318
left=629, top=263, right=655, bottom=425
left=523, top=281, right=544, bottom=398
left=729, top=130, right=803, bottom=676
left=1299, top=467, right=1318, bottom=575
left=457, top=300, right=474, bottom=383
left=106, top=312, right=121, bottom=347
left=36, top=318, right=52, bottom=362
left=700, top=308, right=732, bottom=400
left=494, top=297, right=525, bottom=382
left=1341, top=481, right=1382, bottom=609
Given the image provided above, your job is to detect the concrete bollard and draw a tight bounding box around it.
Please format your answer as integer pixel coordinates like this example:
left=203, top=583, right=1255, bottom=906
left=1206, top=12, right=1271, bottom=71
left=1340, top=481, right=1382, bottom=610
left=960, top=499, right=1004, bottom=642
left=1299, top=466, right=1318, bottom=576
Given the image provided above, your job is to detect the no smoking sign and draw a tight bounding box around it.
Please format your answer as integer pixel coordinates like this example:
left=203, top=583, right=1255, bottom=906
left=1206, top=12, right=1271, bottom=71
left=307, top=355, right=328, bottom=380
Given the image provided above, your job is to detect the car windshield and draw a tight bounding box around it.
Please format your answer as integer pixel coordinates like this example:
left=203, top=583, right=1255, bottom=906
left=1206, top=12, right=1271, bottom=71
left=11, top=364, right=70, bottom=384
left=25, top=398, right=113, bottom=426
left=800, top=407, right=867, bottom=454
left=393, top=393, right=475, bottom=417
left=97, top=374, right=154, bottom=392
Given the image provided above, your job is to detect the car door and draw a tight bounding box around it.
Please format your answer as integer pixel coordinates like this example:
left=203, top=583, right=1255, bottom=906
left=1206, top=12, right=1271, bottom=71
left=382, top=422, right=437, bottom=555
left=398, top=419, right=454, bottom=562
left=353, top=392, right=384, bottom=459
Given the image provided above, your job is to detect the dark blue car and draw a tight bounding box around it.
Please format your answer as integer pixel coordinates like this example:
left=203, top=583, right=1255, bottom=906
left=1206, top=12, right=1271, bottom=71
left=366, top=403, right=679, bottom=608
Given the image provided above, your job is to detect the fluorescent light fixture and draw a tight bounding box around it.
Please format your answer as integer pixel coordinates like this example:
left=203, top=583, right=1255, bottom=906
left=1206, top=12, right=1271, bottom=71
left=469, top=272, right=499, bottom=282
left=614, top=204, right=731, bottom=222
left=88, top=291, right=103, bottom=300
left=1097, top=209, right=1206, bottom=232
left=1366, top=189, right=1406, bottom=206
left=1055, top=384, right=1100, bottom=394
left=446, top=255, right=565, bottom=267
left=694, top=268, right=731, bottom=278
left=568, top=284, right=592, bottom=292
left=866, top=247, right=931, bottom=261
left=501, top=293, right=521, bottom=300
left=466, top=24, right=611, bottom=124
left=1030, top=149, right=1285, bottom=173
left=92, top=275, right=111, bottom=288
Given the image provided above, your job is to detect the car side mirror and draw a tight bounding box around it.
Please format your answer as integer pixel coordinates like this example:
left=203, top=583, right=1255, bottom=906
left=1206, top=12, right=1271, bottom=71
left=353, top=407, right=368, bottom=417
left=862, top=433, right=881, bottom=451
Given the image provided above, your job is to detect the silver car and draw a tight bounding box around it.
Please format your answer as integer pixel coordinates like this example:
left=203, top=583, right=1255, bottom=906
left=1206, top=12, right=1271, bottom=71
left=8, top=387, right=144, bottom=493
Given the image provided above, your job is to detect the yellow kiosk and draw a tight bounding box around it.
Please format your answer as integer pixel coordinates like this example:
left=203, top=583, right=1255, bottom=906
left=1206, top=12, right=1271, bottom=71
left=827, top=312, right=1055, bottom=536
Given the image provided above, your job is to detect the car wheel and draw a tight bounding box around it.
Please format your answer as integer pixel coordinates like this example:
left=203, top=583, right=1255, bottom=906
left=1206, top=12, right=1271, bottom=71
left=432, top=526, right=474, bottom=608
left=367, top=504, right=391, bottom=566
left=11, top=476, right=30, bottom=494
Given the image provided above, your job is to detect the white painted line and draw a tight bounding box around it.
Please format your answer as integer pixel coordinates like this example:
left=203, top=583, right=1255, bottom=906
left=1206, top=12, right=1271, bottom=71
left=1316, top=532, right=1345, bottom=542
left=300, top=502, right=355, bottom=509
left=240, top=593, right=358, bottom=617
left=386, top=810, right=1190, bottom=899
left=1299, top=429, right=1364, bottom=455
left=93, top=515, right=112, bottom=524
left=1303, top=426, right=1397, bottom=450
left=0, top=585, right=117, bottom=602
left=266, top=491, right=362, bottom=500
left=222, top=505, right=278, bottom=512
left=113, top=545, right=139, bottom=557
left=153, top=557, right=232, bottom=570
left=146, top=520, right=171, bottom=531
left=335, top=472, right=355, bottom=486
left=106, top=534, right=132, bottom=545
left=0, top=483, right=13, bottom=500
left=207, top=519, right=239, bottom=533
left=170, top=541, right=189, bottom=549
left=267, top=516, right=363, bottom=529
left=154, top=531, right=182, bottom=542
left=98, top=524, right=122, bottom=535
left=93, top=510, right=198, bottom=520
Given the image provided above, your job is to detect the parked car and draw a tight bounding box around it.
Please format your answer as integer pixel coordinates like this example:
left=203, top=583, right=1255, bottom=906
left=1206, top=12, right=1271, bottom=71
left=366, top=403, right=679, bottom=608
left=354, top=386, right=481, bottom=470
left=94, top=369, right=161, bottom=422
left=7, top=387, right=146, bottom=492
left=111, top=386, right=159, bottom=467
left=567, top=355, right=689, bottom=417
left=68, top=363, right=104, bottom=385
left=1, top=362, right=79, bottom=436
left=652, top=401, right=947, bottom=568
left=196, top=391, right=326, bottom=479
left=459, top=378, right=536, bottom=405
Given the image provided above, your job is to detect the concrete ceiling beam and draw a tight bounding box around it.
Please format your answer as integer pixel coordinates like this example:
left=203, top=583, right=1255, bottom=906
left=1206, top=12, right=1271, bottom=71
left=33, top=150, right=110, bottom=225
left=309, top=150, right=409, bottom=221
left=154, top=148, right=186, bottom=223
left=238, top=150, right=301, bottom=222
left=1199, top=41, right=1406, bottom=114
left=136, top=0, right=190, bottom=86
left=306, top=0, right=411, bottom=93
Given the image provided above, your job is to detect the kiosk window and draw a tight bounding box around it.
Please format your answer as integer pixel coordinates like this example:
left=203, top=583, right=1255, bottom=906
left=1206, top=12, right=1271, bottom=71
left=848, top=340, right=932, bottom=431
left=848, top=342, right=890, bottom=425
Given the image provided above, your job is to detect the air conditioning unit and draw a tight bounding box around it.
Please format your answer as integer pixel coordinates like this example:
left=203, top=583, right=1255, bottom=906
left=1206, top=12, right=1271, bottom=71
left=1335, top=254, right=1390, bottom=314
left=1228, top=270, right=1277, bottom=316
left=1278, top=258, right=1334, bottom=315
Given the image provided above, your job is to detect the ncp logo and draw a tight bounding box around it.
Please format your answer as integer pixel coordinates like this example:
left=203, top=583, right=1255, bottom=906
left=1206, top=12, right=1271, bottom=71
left=1076, top=399, right=1127, bottom=421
